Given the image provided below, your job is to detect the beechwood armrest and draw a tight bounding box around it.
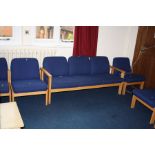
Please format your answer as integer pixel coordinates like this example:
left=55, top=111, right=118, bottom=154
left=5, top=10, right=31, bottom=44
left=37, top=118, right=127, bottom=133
left=7, top=70, right=12, bottom=101
left=40, top=68, right=52, bottom=89
left=41, top=68, right=52, bottom=78
left=40, top=68, right=52, bottom=104
left=110, top=66, right=125, bottom=78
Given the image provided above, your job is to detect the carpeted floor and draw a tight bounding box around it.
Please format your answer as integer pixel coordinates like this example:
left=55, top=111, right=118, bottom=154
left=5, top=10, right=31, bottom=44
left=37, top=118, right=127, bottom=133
left=1, top=87, right=153, bottom=129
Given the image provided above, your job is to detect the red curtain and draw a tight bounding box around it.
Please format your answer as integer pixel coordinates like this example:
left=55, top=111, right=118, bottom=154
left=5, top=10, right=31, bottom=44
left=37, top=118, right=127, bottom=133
left=73, top=26, right=99, bottom=56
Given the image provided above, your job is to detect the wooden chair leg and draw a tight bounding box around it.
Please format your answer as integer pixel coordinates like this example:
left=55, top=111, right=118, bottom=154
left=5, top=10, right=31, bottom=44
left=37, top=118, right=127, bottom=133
left=9, top=93, right=11, bottom=102
left=118, top=83, right=123, bottom=95
left=150, top=109, right=155, bottom=124
left=122, top=82, right=127, bottom=95
left=12, top=93, right=15, bottom=102
left=140, top=81, right=144, bottom=89
left=131, top=95, right=137, bottom=109
left=45, top=91, right=48, bottom=106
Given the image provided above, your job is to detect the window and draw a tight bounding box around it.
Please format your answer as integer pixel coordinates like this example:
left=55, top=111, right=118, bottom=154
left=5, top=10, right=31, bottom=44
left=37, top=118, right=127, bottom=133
left=60, top=26, right=74, bottom=42
left=36, top=26, right=54, bottom=39
left=0, top=26, right=13, bottom=40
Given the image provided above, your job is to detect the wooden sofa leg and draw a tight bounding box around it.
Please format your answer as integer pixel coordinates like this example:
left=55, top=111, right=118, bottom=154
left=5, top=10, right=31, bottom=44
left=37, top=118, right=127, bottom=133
left=150, top=109, right=155, bottom=124
left=48, top=91, right=51, bottom=105
left=122, top=82, right=127, bottom=95
left=131, top=95, right=137, bottom=109
left=45, top=91, right=48, bottom=106
left=140, top=82, right=144, bottom=89
left=118, top=83, right=123, bottom=95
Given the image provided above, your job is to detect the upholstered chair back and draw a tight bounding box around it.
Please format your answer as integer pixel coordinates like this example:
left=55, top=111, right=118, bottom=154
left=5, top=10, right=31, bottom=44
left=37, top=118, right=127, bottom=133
left=90, top=56, right=110, bottom=75
left=0, top=58, right=8, bottom=81
left=43, top=57, right=69, bottom=77
left=113, top=57, right=132, bottom=72
left=68, top=56, right=91, bottom=76
left=11, top=58, right=40, bottom=81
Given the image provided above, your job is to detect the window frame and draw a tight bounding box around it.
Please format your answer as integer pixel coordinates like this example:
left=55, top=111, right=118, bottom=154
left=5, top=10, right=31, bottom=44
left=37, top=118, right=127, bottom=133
left=60, top=26, right=74, bottom=43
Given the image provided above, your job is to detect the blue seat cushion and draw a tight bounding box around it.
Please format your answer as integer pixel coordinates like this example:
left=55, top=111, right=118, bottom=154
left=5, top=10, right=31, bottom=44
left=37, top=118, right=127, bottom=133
left=0, top=80, right=9, bottom=93
left=124, top=73, right=144, bottom=82
left=90, top=56, right=110, bottom=75
left=12, top=80, right=47, bottom=93
left=0, top=58, right=8, bottom=81
left=133, top=89, right=155, bottom=108
left=68, top=56, right=91, bottom=75
left=52, top=74, right=123, bottom=89
left=11, top=58, right=40, bottom=81
left=52, top=76, right=102, bottom=89
left=43, top=57, right=69, bottom=76
left=101, top=74, right=123, bottom=84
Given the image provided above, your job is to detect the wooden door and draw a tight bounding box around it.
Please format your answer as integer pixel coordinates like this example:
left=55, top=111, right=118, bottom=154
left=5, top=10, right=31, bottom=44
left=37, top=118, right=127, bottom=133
left=132, top=26, right=155, bottom=88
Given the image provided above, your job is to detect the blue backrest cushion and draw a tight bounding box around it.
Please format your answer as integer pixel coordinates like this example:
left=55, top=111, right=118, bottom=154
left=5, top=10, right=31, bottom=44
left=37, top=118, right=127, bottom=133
left=43, top=57, right=69, bottom=77
left=68, top=56, right=91, bottom=75
left=113, top=57, right=132, bottom=73
left=11, top=58, right=40, bottom=81
left=0, top=58, right=8, bottom=80
left=90, top=56, right=110, bottom=75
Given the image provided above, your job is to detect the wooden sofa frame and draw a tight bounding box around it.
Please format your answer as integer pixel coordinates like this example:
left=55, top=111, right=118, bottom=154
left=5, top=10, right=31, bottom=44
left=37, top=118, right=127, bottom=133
left=0, top=70, right=11, bottom=102
left=10, top=68, right=51, bottom=106
left=42, top=66, right=124, bottom=105
left=111, top=66, right=144, bottom=95
left=131, top=95, right=155, bottom=125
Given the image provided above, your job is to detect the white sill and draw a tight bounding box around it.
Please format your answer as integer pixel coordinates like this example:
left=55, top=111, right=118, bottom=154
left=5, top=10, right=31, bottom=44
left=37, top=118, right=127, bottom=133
left=0, top=37, right=12, bottom=41
left=31, top=39, right=73, bottom=48
left=0, top=39, right=22, bottom=46
left=57, top=42, right=73, bottom=48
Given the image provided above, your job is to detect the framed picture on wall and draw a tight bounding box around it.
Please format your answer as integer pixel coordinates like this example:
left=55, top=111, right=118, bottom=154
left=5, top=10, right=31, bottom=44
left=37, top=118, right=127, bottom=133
left=36, top=26, right=54, bottom=39
left=0, top=26, right=12, bottom=40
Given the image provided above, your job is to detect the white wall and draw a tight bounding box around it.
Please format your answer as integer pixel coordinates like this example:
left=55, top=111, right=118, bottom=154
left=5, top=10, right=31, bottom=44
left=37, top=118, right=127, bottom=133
left=55, top=26, right=138, bottom=61
left=0, top=26, right=138, bottom=64
left=97, top=26, right=138, bottom=64
left=54, top=26, right=138, bottom=61
left=22, top=26, right=73, bottom=58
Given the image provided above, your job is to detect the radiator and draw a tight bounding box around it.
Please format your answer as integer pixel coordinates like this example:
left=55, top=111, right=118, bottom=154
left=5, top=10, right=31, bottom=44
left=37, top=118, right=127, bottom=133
left=0, top=47, right=56, bottom=68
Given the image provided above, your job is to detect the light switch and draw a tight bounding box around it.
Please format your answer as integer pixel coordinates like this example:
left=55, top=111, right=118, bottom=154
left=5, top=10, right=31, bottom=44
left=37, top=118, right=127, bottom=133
left=25, top=30, right=29, bottom=35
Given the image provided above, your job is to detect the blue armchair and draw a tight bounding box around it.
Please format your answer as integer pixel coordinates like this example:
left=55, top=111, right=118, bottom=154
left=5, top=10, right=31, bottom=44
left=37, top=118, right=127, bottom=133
left=113, top=57, right=145, bottom=95
left=131, top=89, right=155, bottom=125
left=0, top=58, right=11, bottom=101
left=11, top=58, right=51, bottom=105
